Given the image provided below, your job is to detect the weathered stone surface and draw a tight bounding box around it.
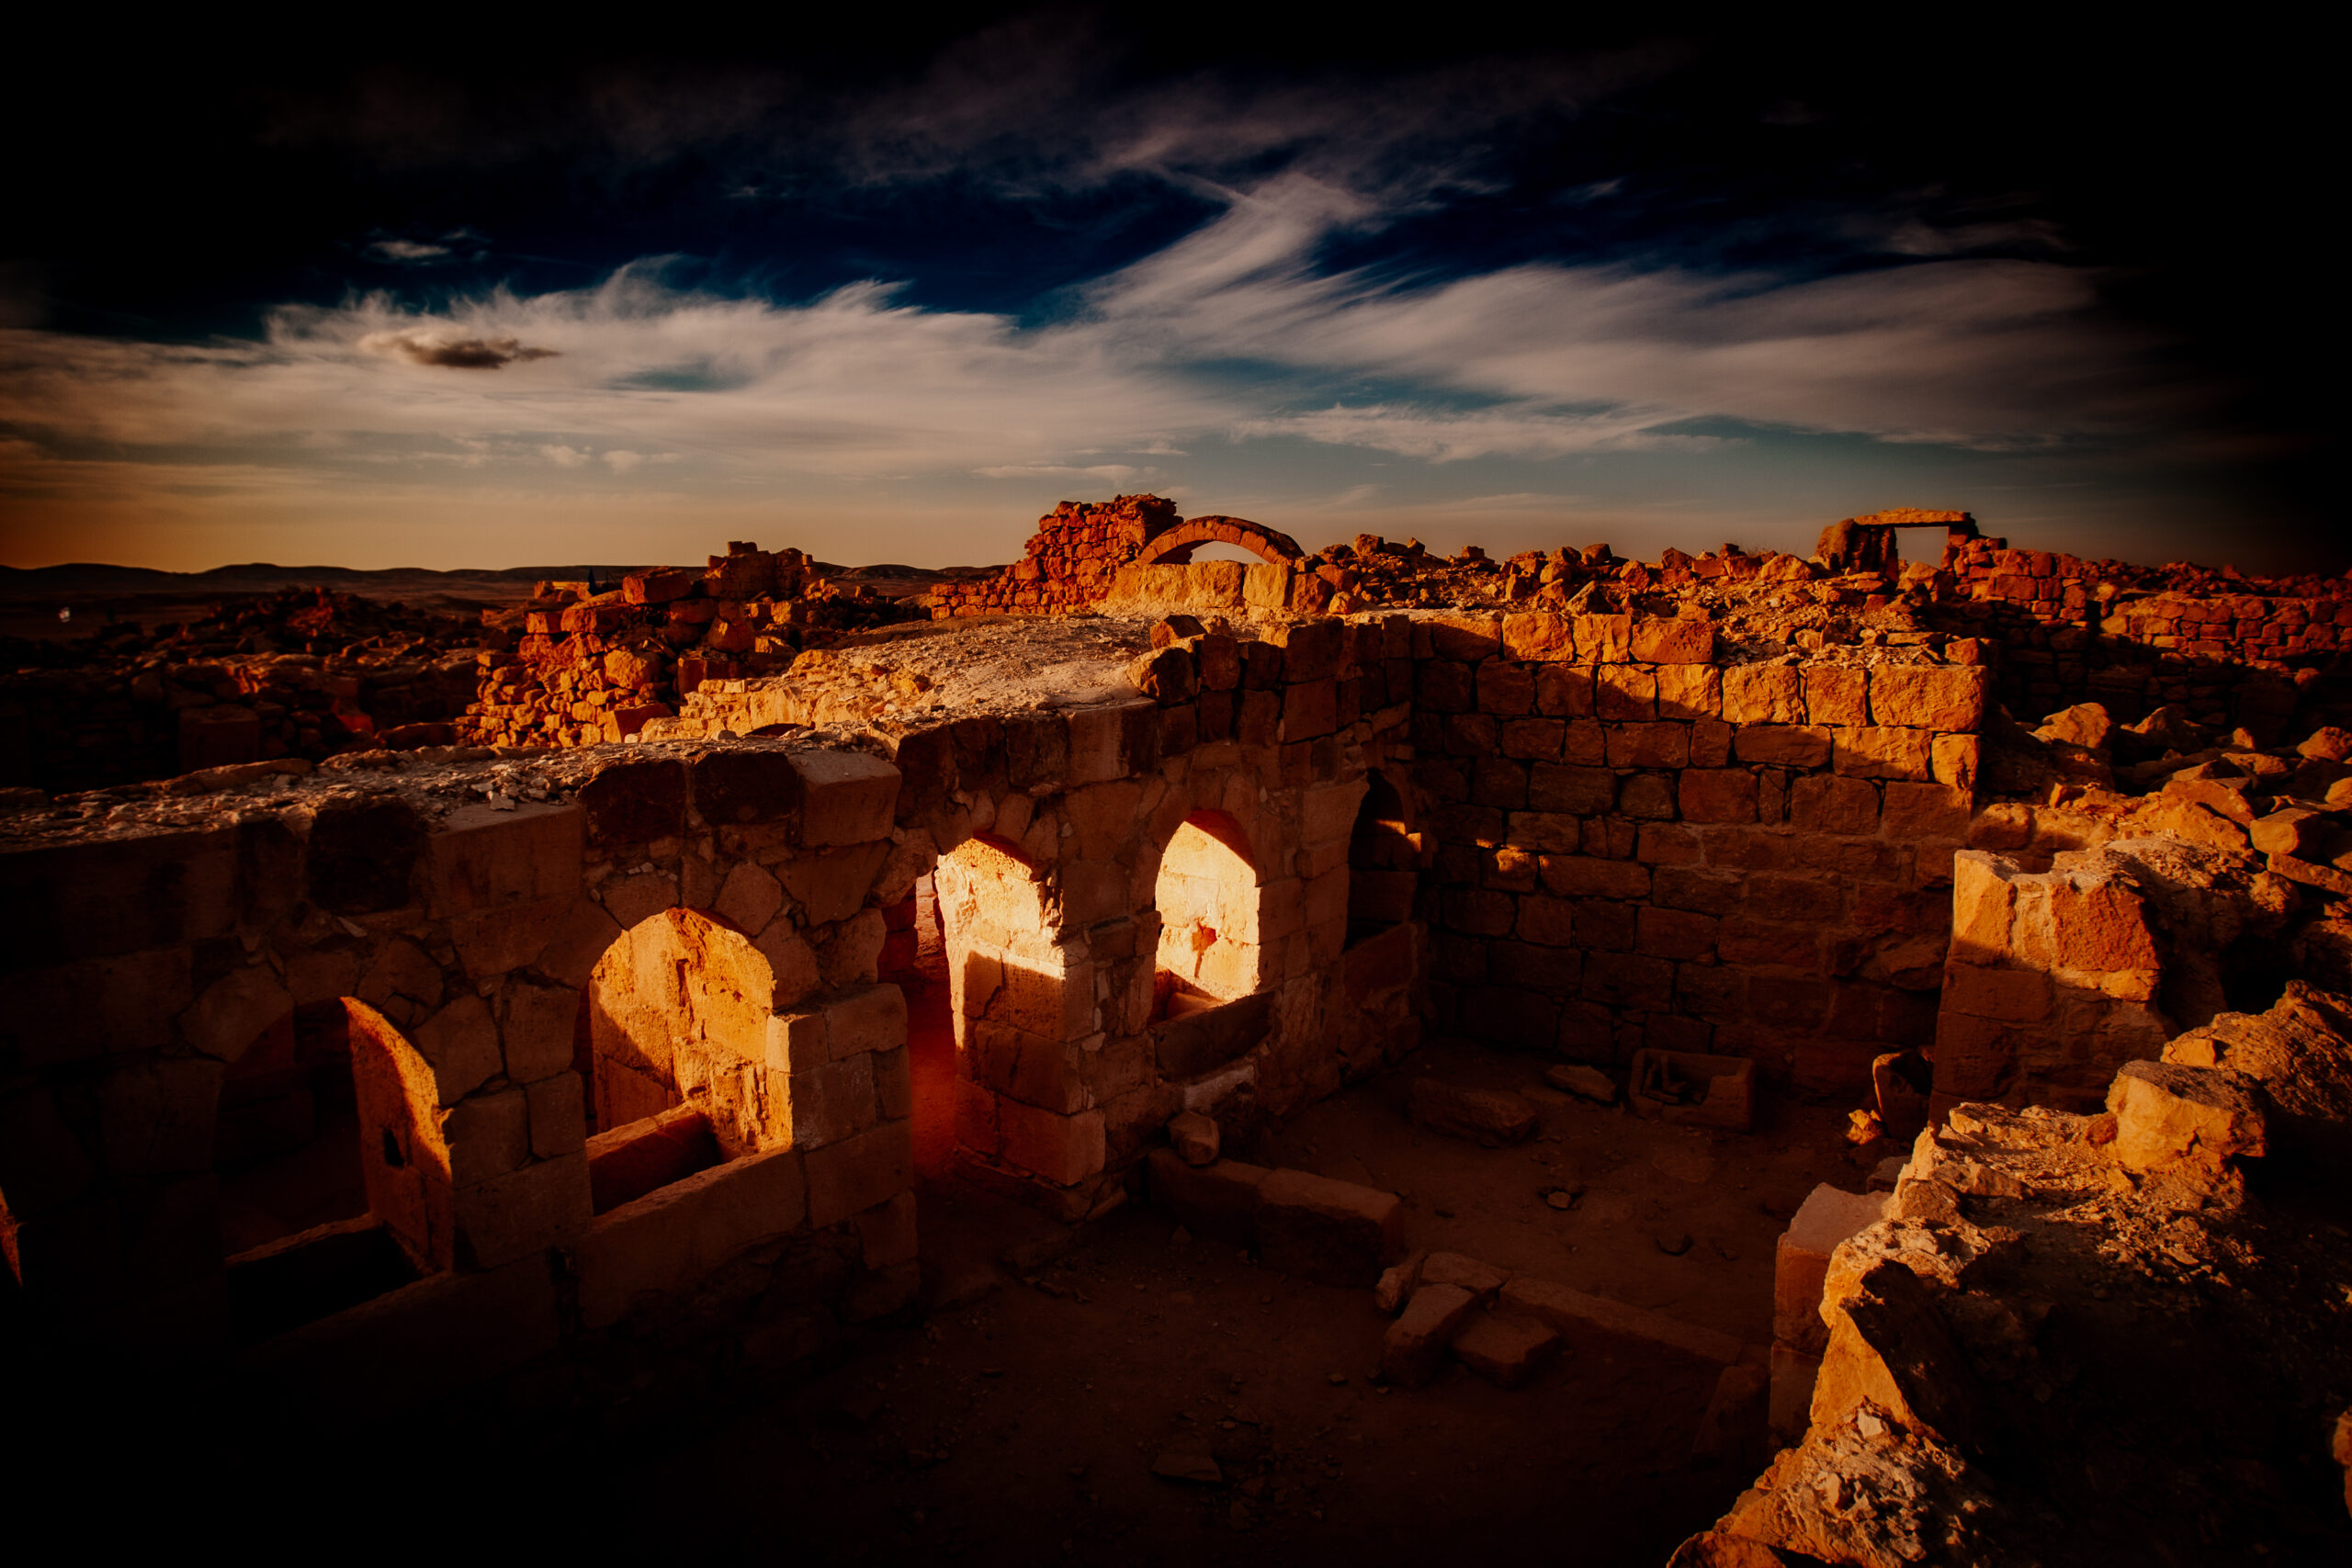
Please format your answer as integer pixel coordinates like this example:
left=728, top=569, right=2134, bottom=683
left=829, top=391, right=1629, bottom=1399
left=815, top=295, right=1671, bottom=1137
left=1147, top=1149, right=1269, bottom=1246
left=2106, top=1059, right=2267, bottom=1176
left=1419, top=1250, right=1510, bottom=1303
left=1168, top=1110, right=1221, bottom=1167
left=1407, top=1077, right=1539, bottom=1145
left=1381, top=1282, right=1476, bottom=1387
left=1254, top=1168, right=1404, bottom=1286
left=1450, top=1309, right=1560, bottom=1388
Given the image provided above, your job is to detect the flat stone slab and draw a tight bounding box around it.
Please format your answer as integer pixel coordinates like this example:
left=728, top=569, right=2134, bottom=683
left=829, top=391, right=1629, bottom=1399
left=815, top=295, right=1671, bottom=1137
left=1451, top=1310, right=1560, bottom=1389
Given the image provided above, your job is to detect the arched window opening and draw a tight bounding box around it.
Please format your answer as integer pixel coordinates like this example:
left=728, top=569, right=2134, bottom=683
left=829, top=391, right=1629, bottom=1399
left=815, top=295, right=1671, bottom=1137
left=932, top=835, right=1073, bottom=1181
left=220, top=999, right=435, bottom=1347
left=583, top=909, right=794, bottom=1209
left=1348, top=771, right=1420, bottom=947
left=1154, top=812, right=1261, bottom=1020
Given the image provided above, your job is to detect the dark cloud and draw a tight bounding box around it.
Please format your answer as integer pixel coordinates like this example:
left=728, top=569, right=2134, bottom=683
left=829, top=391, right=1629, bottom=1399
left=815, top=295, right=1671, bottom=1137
left=356, top=331, right=559, bottom=368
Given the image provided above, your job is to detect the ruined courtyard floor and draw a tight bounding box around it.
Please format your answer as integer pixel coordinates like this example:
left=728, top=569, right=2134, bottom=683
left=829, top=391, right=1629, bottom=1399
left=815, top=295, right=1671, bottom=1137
left=591, top=1031, right=1854, bottom=1565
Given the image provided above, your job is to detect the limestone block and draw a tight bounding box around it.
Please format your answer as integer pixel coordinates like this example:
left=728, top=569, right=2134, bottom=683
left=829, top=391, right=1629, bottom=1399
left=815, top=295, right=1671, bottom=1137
left=1802, top=666, right=1867, bottom=728
left=1598, top=666, right=1658, bottom=720
left=452, top=894, right=573, bottom=981
left=1420, top=1250, right=1510, bottom=1303
left=778, top=841, right=890, bottom=925
left=1374, top=1248, right=1430, bottom=1313
left=1502, top=611, right=1576, bottom=660
left=442, top=1086, right=531, bottom=1188
left=753, top=921, right=822, bottom=1009
left=534, top=897, right=625, bottom=988
left=1881, top=782, right=1972, bottom=840
left=1068, top=701, right=1154, bottom=786
left=1632, top=617, right=1714, bottom=664
left=577, top=1145, right=807, bottom=1328
left=1769, top=1342, right=1825, bottom=1444
left=693, top=750, right=806, bottom=826
left=1722, top=664, right=1804, bottom=725
left=1408, top=1079, right=1538, bottom=1145
left=715, top=860, right=785, bottom=934
left=1832, top=727, right=1934, bottom=781
left=1657, top=662, right=1723, bottom=719
left=1451, top=1310, right=1561, bottom=1389
left=1169, top=1110, right=1221, bottom=1166
left=1381, top=1283, right=1477, bottom=1387
left=1146, top=1148, right=1269, bottom=1245
left=495, top=973, right=579, bottom=1083
left=2106, top=1059, right=2267, bottom=1176
left=783, top=1052, right=878, bottom=1148
left=806, top=1118, right=914, bottom=1226
left=1607, top=722, right=1690, bottom=769
left=1732, top=725, right=1832, bottom=769
left=1573, top=613, right=1631, bottom=663
left=413, top=994, right=504, bottom=1105
left=996, top=1099, right=1105, bottom=1186
left=1932, top=733, right=1981, bottom=793
left=430, top=802, right=582, bottom=914
left=1254, top=1167, right=1404, bottom=1286
left=4, top=948, right=189, bottom=1067
left=525, top=1072, right=585, bottom=1159
left=854, top=1189, right=919, bottom=1269
left=452, top=1149, right=590, bottom=1269
left=602, top=870, right=681, bottom=931
left=1941, top=964, right=2050, bottom=1022
left=783, top=750, right=899, bottom=845
left=1679, top=769, right=1758, bottom=824
left=1869, top=665, right=1988, bottom=732
left=1629, top=1048, right=1755, bottom=1130
left=181, top=963, right=292, bottom=1063
left=1772, top=1184, right=1889, bottom=1354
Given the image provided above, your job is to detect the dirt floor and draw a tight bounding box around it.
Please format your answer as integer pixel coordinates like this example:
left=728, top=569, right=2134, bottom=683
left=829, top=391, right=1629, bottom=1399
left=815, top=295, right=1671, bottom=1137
left=580, top=935, right=1860, bottom=1566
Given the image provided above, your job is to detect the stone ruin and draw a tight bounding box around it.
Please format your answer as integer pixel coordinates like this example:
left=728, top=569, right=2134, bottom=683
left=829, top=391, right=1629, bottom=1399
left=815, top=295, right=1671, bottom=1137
left=4, top=496, right=2350, bottom=1562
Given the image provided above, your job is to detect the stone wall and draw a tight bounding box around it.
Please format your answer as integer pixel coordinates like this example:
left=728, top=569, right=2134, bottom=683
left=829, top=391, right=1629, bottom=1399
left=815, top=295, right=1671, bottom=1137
left=1406, top=610, right=1986, bottom=1090
left=927, top=494, right=1181, bottom=616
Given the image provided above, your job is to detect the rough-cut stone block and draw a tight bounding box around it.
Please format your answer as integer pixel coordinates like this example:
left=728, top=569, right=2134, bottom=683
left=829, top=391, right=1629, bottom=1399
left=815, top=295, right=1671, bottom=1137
left=1833, top=727, right=1933, bottom=781
left=1679, top=769, right=1758, bottom=824
left=1772, top=1184, right=1888, bottom=1354
left=996, top=1099, right=1105, bottom=1186
left=1629, top=1048, right=1755, bottom=1130
left=1408, top=1078, right=1539, bottom=1145
left=1722, top=664, right=1804, bottom=725
left=1632, top=617, right=1714, bottom=664
left=1382, top=1283, right=1476, bottom=1387
left=1502, top=612, right=1577, bottom=660
left=1803, top=666, right=1868, bottom=728
left=1498, top=1274, right=1744, bottom=1364
left=806, top=1118, right=915, bottom=1225
left=789, top=750, right=901, bottom=845
left=577, top=1145, right=807, bottom=1328
left=430, top=802, right=582, bottom=914
left=1374, top=1248, right=1429, bottom=1313
left=1420, top=1250, right=1510, bottom=1303
left=1254, top=1167, right=1405, bottom=1286
left=1869, top=664, right=1988, bottom=732
left=1732, top=725, right=1831, bottom=769
left=1147, top=1148, right=1270, bottom=1246
left=452, top=1149, right=590, bottom=1269
left=2105, top=1060, right=2266, bottom=1176
left=1169, top=1110, right=1221, bottom=1166
left=1451, top=1310, right=1561, bottom=1388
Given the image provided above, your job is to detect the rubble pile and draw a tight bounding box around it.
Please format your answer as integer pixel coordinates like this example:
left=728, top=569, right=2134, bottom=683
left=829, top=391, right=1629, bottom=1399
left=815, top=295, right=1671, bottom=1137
left=0, top=587, right=480, bottom=792
left=463, top=543, right=923, bottom=749
left=1684, top=986, right=2352, bottom=1565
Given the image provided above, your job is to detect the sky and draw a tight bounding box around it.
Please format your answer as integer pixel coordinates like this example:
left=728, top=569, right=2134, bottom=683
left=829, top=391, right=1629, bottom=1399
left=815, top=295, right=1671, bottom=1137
left=0, top=15, right=2339, bottom=574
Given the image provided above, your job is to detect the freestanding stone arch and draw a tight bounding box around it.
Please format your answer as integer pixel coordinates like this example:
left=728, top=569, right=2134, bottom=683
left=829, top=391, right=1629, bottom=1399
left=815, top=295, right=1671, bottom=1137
left=1133, top=515, right=1306, bottom=567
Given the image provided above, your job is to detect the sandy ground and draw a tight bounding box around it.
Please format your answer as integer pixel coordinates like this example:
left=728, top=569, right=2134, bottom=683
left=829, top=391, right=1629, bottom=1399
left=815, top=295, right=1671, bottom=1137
left=580, top=933, right=1860, bottom=1566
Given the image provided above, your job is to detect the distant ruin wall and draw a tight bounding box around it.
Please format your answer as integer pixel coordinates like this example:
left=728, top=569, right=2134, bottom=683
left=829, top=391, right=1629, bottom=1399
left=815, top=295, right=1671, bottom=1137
left=927, top=494, right=1181, bottom=616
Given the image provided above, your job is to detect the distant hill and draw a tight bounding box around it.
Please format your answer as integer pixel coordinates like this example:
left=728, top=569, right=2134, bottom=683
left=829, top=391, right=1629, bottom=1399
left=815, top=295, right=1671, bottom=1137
left=0, top=558, right=1007, bottom=604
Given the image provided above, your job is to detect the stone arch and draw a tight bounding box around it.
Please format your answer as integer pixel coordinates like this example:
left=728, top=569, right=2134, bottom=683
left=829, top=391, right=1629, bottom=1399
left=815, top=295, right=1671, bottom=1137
left=1348, top=765, right=1424, bottom=942
left=586, top=907, right=817, bottom=1155
left=1153, top=808, right=1267, bottom=1009
left=1134, top=514, right=1306, bottom=568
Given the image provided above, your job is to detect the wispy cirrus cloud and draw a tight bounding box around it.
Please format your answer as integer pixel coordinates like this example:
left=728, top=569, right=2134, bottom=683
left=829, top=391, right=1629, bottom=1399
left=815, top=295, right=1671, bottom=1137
left=0, top=168, right=2210, bottom=566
